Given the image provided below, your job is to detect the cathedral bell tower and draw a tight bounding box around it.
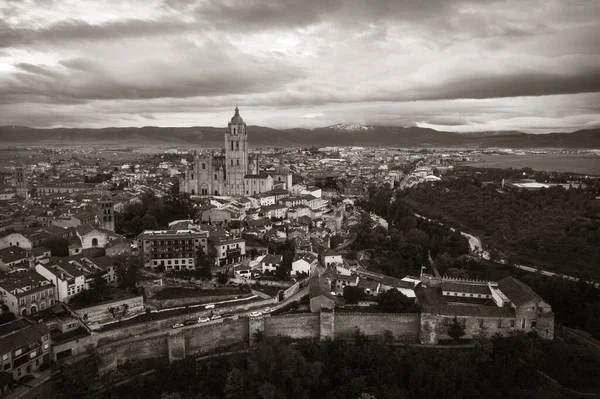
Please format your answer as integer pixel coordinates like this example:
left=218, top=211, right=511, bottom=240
left=224, top=106, right=248, bottom=196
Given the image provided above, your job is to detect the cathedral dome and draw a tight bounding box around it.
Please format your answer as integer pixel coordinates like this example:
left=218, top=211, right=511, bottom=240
left=230, top=105, right=244, bottom=124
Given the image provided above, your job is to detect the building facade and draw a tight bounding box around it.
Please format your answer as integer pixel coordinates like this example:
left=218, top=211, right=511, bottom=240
left=137, top=229, right=209, bottom=271
left=0, top=272, right=55, bottom=316
left=180, top=107, right=291, bottom=196
left=0, top=319, right=51, bottom=383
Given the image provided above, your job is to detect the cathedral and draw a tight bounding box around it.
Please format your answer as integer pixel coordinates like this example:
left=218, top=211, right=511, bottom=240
left=179, top=107, right=292, bottom=196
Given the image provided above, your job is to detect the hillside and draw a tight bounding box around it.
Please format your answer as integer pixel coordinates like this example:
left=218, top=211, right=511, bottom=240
left=0, top=125, right=598, bottom=148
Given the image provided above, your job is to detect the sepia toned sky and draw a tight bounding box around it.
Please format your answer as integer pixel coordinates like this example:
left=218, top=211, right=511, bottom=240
left=1, top=0, right=599, bottom=133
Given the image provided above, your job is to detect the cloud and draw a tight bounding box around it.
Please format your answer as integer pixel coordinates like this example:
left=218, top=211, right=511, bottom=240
left=0, top=0, right=598, bottom=131
left=0, top=40, right=304, bottom=103
left=0, top=18, right=192, bottom=48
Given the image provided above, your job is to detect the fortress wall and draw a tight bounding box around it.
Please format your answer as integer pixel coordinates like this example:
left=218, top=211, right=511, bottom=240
left=184, top=319, right=249, bottom=356
left=264, top=313, right=320, bottom=340
left=334, top=313, right=420, bottom=343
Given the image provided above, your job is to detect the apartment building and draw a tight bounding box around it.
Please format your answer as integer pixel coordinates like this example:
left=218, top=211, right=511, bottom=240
left=0, top=272, right=55, bottom=316
left=137, top=228, right=209, bottom=271
left=0, top=319, right=51, bottom=383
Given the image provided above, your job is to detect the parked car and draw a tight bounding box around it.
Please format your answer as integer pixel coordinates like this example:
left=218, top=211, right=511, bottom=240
left=250, top=311, right=263, bottom=317
left=198, top=317, right=210, bottom=323
left=205, top=304, right=215, bottom=309
left=222, top=313, right=234, bottom=318
left=262, top=307, right=272, bottom=313
left=184, top=319, right=197, bottom=326
left=172, top=322, right=184, bottom=329
left=211, top=314, right=222, bottom=320
left=18, top=375, right=35, bottom=385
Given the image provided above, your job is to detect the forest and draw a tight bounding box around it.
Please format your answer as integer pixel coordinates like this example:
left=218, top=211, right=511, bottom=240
left=65, top=333, right=600, bottom=399
left=400, top=178, right=600, bottom=279
left=352, top=185, right=470, bottom=278
left=115, top=187, right=195, bottom=237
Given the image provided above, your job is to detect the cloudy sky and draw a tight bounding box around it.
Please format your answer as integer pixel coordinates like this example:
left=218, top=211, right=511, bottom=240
left=1, top=0, right=599, bottom=133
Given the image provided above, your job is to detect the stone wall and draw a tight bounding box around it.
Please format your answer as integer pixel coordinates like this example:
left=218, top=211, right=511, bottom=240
left=97, top=332, right=169, bottom=374
left=185, top=319, right=249, bottom=355
left=334, top=312, right=420, bottom=343
left=421, top=313, right=517, bottom=344
left=264, top=313, right=320, bottom=340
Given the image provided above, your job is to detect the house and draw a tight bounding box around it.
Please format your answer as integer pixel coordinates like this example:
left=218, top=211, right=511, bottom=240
left=0, top=319, right=52, bottom=383
left=332, top=274, right=358, bottom=294
left=261, top=254, right=283, bottom=273
left=357, top=278, right=380, bottom=296
left=0, top=246, right=29, bottom=271
left=309, top=275, right=336, bottom=313
left=67, top=225, right=119, bottom=256
left=0, top=271, right=55, bottom=316
left=104, top=237, right=131, bottom=256
left=497, top=276, right=554, bottom=338
left=211, top=238, right=246, bottom=267
left=320, top=250, right=343, bottom=267
left=35, top=256, right=117, bottom=303
left=261, top=204, right=288, bottom=219
left=291, top=252, right=318, bottom=276
left=0, top=232, right=34, bottom=250
left=199, top=207, right=241, bottom=224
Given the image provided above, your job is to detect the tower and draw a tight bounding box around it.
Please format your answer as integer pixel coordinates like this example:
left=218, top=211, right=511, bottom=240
left=224, top=106, right=248, bottom=196
left=14, top=162, right=29, bottom=199
left=99, top=191, right=115, bottom=232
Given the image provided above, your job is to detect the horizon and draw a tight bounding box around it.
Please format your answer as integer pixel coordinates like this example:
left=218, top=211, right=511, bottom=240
left=1, top=120, right=598, bottom=135
left=1, top=0, right=599, bottom=133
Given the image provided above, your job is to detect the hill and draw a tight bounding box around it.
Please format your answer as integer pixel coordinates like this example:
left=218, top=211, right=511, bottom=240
left=0, top=125, right=598, bottom=149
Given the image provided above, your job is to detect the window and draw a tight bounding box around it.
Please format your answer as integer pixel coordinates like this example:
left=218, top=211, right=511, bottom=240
left=510, top=320, right=515, bottom=327
left=215, top=174, right=217, bottom=180
left=531, top=321, right=537, bottom=328
left=2, top=354, right=8, bottom=361
left=14, top=349, right=22, bottom=357
left=202, top=163, right=206, bottom=170
left=19, top=298, right=25, bottom=306
left=497, top=320, right=502, bottom=328
left=236, top=141, right=239, bottom=150
left=479, top=319, right=484, bottom=328
left=237, top=160, right=239, bottom=166
left=31, top=294, right=36, bottom=302
left=231, top=160, right=233, bottom=166
left=231, top=141, right=234, bottom=150
left=92, top=238, right=98, bottom=247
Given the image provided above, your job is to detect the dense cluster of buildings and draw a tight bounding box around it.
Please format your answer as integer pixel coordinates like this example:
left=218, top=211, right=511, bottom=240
left=0, top=108, right=564, bottom=392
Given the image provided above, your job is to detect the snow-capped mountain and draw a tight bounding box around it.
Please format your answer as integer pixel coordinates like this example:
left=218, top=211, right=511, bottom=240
left=327, top=123, right=374, bottom=132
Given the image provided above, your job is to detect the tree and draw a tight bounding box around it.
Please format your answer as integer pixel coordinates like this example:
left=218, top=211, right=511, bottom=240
left=377, top=289, right=420, bottom=313
left=343, top=286, right=364, bottom=304
left=223, top=368, right=245, bottom=399
left=196, top=253, right=212, bottom=280
left=448, top=317, right=466, bottom=342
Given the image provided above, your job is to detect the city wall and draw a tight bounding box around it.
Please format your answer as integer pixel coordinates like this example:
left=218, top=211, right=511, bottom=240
left=334, top=312, right=420, bottom=343
left=264, top=313, right=320, bottom=340
left=94, top=311, right=421, bottom=374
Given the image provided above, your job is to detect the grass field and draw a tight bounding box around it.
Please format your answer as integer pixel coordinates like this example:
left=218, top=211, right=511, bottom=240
left=460, top=153, right=600, bottom=175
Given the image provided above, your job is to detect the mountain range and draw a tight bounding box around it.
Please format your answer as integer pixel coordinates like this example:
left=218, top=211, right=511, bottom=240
left=0, top=124, right=598, bottom=149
